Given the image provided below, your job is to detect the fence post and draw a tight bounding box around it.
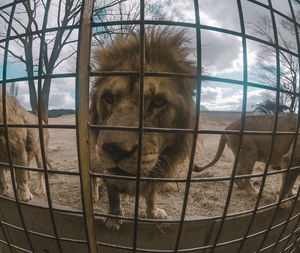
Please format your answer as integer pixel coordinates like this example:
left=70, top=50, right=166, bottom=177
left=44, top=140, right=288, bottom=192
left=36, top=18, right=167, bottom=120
left=76, top=0, right=97, bottom=252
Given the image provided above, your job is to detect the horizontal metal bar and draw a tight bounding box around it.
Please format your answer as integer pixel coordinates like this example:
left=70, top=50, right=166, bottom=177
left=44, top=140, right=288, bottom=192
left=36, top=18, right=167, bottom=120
left=0, top=0, right=27, bottom=11
left=1, top=221, right=87, bottom=244
left=92, top=20, right=299, bottom=58
left=90, top=166, right=300, bottom=183
left=0, top=73, right=76, bottom=84
left=0, top=25, right=79, bottom=44
left=0, top=163, right=80, bottom=176
left=89, top=125, right=300, bottom=136
left=0, top=195, right=83, bottom=215
left=0, top=124, right=76, bottom=129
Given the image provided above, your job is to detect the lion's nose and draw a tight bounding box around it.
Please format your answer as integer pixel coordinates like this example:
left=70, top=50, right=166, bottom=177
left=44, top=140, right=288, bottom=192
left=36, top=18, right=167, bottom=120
left=102, top=142, right=137, bottom=161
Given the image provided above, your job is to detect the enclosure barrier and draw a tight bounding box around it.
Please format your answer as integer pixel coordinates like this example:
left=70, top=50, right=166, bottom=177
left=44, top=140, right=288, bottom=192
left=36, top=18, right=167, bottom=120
left=0, top=0, right=300, bottom=252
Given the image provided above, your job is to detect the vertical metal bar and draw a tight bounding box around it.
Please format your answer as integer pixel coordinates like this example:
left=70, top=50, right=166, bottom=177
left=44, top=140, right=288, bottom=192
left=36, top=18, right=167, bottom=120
left=173, top=0, right=202, bottom=251
left=132, top=0, right=145, bottom=251
left=36, top=0, right=62, bottom=252
left=1, top=0, right=35, bottom=251
left=209, top=0, right=249, bottom=251
left=75, top=0, right=97, bottom=252
left=255, top=0, right=283, bottom=250
left=270, top=0, right=300, bottom=250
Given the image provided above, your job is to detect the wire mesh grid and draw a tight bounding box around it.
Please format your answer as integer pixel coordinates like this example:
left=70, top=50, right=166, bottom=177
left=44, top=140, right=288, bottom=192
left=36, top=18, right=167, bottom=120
left=0, top=0, right=299, bottom=252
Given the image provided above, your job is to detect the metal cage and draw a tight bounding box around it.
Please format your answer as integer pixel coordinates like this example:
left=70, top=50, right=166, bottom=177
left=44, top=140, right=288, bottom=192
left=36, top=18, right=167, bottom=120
left=0, top=0, right=300, bottom=252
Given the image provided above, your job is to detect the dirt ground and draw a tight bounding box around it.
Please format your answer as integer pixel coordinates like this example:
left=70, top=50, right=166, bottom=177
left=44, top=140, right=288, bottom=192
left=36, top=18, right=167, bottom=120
left=6, top=112, right=300, bottom=220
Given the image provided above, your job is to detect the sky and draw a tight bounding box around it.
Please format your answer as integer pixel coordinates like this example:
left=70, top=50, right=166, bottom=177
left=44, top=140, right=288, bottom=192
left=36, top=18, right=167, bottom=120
left=0, top=0, right=299, bottom=111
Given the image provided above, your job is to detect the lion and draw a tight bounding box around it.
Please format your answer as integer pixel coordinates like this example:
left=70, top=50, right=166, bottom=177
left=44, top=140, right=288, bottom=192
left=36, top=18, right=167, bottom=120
left=193, top=114, right=300, bottom=206
left=90, top=30, right=196, bottom=229
left=0, top=88, right=52, bottom=201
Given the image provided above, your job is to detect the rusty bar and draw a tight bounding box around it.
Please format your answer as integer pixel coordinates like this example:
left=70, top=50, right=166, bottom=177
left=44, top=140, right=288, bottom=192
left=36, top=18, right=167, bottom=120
left=75, top=0, right=97, bottom=252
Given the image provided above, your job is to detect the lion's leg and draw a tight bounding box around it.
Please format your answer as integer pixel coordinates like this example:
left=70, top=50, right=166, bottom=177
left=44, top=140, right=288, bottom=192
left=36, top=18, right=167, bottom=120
left=105, top=183, right=123, bottom=230
left=144, top=184, right=167, bottom=219
left=34, top=152, right=46, bottom=196
left=0, top=167, right=8, bottom=196
left=92, top=177, right=100, bottom=202
left=15, top=151, right=32, bottom=202
left=235, top=149, right=258, bottom=196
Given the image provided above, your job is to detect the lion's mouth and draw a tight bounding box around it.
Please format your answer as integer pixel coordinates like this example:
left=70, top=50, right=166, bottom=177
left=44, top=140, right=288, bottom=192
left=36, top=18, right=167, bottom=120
left=108, top=167, right=136, bottom=177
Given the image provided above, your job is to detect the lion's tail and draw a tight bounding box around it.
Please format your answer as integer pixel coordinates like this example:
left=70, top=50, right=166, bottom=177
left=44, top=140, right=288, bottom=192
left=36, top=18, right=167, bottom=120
left=193, top=134, right=227, bottom=172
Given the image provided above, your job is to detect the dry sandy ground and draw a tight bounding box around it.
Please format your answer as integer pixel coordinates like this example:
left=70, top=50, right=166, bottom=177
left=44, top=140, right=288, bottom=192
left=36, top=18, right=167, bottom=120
left=7, top=112, right=299, bottom=220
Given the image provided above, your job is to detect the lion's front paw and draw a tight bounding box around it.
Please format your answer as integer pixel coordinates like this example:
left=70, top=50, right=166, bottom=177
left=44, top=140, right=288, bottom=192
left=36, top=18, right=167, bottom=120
left=18, top=190, right=33, bottom=202
left=105, top=217, right=123, bottom=230
left=147, top=208, right=168, bottom=219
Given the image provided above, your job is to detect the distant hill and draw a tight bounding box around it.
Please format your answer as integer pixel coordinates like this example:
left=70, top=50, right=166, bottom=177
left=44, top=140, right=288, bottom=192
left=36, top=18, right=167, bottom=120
left=48, top=109, right=75, bottom=118
left=47, top=105, right=209, bottom=118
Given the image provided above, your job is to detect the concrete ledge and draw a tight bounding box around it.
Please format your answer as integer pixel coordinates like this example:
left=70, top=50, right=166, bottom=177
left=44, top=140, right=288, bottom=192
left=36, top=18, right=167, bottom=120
left=0, top=197, right=299, bottom=252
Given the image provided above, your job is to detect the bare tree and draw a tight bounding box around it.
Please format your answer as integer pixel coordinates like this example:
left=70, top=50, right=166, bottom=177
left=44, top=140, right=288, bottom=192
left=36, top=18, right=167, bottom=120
left=1, top=0, right=174, bottom=122
left=0, top=0, right=81, bottom=123
left=92, top=0, right=172, bottom=47
left=9, top=82, right=19, bottom=98
left=252, top=11, right=299, bottom=114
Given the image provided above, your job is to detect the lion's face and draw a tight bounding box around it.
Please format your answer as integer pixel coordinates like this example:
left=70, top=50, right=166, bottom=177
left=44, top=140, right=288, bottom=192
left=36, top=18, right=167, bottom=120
left=90, top=31, right=196, bottom=179
left=91, top=74, right=195, bottom=177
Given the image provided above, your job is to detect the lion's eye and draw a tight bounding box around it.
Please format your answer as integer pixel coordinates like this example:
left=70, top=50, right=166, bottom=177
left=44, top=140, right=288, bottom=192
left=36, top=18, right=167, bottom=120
left=152, top=96, right=167, bottom=108
left=103, top=92, right=114, bottom=105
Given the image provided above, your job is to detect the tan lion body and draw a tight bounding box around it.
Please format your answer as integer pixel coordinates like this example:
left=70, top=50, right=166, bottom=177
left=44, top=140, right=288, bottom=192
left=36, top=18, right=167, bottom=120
left=90, top=31, right=196, bottom=229
left=194, top=114, right=300, bottom=206
left=0, top=88, right=51, bottom=201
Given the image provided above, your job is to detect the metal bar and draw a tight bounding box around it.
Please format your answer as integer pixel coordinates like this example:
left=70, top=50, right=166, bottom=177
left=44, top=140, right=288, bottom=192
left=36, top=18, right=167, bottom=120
left=0, top=24, right=79, bottom=44
left=246, top=0, right=299, bottom=26
left=36, top=0, right=62, bottom=251
left=174, top=0, right=202, bottom=251
left=1, top=0, right=35, bottom=251
left=91, top=166, right=300, bottom=183
left=92, top=20, right=299, bottom=57
left=89, top=125, right=300, bottom=136
left=0, top=164, right=79, bottom=176
left=75, top=0, right=97, bottom=252
left=0, top=73, right=76, bottom=84
left=2, top=72, right=299, bottom=98
left=1, top=221, right=87, bottom=244
left=132, top=0, right=145, bottom=251
left=210, top=0, right=249, bottom=251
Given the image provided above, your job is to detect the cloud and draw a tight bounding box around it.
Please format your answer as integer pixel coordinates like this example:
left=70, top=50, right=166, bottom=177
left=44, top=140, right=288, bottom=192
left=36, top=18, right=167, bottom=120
left=49, top=90, right=75, bottom=110
left=201, top=85, right=265, bottom=111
